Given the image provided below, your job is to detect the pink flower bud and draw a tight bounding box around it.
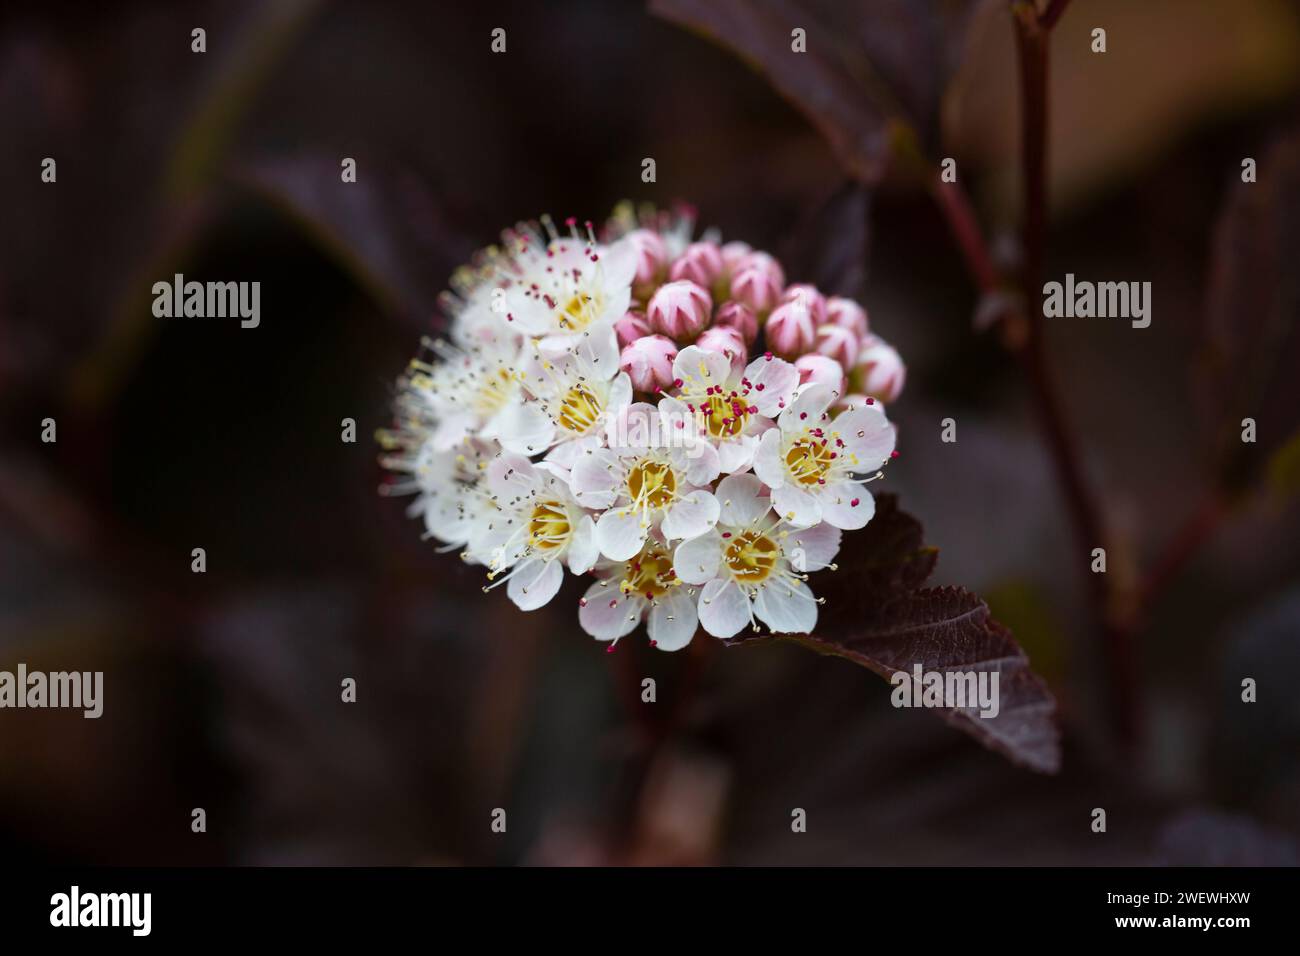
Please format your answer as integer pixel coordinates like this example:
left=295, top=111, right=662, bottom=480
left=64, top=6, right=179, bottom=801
left=614, top=310, right=651, bottom=349
left=620, top=334, right=678, bottom=394
left=667, top=241, right=724, bottom=288
left=713, top=300, right=759, bottom=345
left=781, top=283, right=827, bottom=326
left=624, top=229, right=668, bottom=292
left=733, top=252, right=780, bottom=316
left=825, top=296, right=869, bottom=338
left=737, top=250, right=786, bottom=289
left=814, top=323, right=859, bottom=368
left=720, top=241, right=752, bottom=277
left=695, top=325, right=748, bottom=375
left=765, top=299, right=817, bottom=358
left=794, top=354, right=846, bottom=393
left=854, top=337, right=906, bottom=403
left=646, top=279, right=712, bottom=341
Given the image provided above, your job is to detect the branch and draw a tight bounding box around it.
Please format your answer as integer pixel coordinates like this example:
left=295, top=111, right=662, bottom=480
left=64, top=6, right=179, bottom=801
left=929, top=179, right=1000, bottom=294
left=1011, top=1, right=1139, bottom=750
left=1137, top=495, right=1227, bottom=610
left=1040, top=0, right=1074, bottom=31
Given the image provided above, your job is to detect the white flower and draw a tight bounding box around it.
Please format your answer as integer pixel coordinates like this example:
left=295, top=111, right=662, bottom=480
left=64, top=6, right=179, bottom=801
left=380, top=435, right=497, bottom=563
left=752, top=383, right=895, bottom=529
left=491, top=326, right=632, bottom=465
left=673, top=474, right=841, bottom=638
left=578, top=536, right=698, bottom=650
left=471, top=452, right=598, bottom=610
left=402, top=333, right=527, bottom=452
left=501, top=224, right=637, bottom=351
left=570, top=401, right=721, bottom=560
left=664, top=344, right=799, bottom=473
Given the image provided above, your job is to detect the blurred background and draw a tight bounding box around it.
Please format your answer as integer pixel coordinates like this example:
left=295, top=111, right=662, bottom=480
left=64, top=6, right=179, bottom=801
left=2, top=0, right=1299, bottom=865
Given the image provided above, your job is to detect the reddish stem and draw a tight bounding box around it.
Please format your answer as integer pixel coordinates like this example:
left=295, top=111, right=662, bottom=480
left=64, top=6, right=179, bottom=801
left=930, top=179, right=1000, bottom=294
left=1040, top=0, right=1074, bottom=30
left=1138, top=496, right=1227, bottom=609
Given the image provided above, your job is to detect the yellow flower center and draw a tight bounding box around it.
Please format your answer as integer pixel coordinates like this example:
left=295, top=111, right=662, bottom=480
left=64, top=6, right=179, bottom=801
left=621, top=542, right=677, bottom=600
left=724, top=530, right=780, bottom=584
left=785, top=436, right=835, bottom=485
left=474, top=366, right=517, bottom=419
left=626, top=459, right=677, bottom=509
left=527, top=501, right=571, bottom=551
left=558, top=383, right=603, bottom=434
left=704, top=393, right=748, bottom=439
left=558, top=292, right=596, bottom=331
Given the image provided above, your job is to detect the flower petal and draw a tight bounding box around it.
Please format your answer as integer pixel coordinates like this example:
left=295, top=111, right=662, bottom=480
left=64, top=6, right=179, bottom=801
left=751, top=428, right=785, bottom=488
left=771, top=481, right=822, bottom=528
left=566, top=514, right=600, bottom=575
left=606, top=371, right=633, bottom=417
left=834, top=403, right=896, bottom=473
left=783, top=521, right=841, bottom=571
left=583, top=324, right=620, bottom=373
left=488, top=399, right=555, bottom=456
left=673, top=529, right=722, bottom=585
left=661, top=489, right=719, bottom=542
left=600, top=237, right=639, bottom=289
left=569, top=448, right=622, bottom=509
left=744, top=354, right=799, bottom=416
left=717, top=433, right=758, bottom=474
left=579, top=581, right=644, bottom=641
left=753, top=577, right=818, bottom=634
left=506, top=557, right=563, bottom=611
left=485, top=452, right=538, bottom=500
left=608, top=401, right=659, bottom=451
left=648, top=588, right=698, bottom=651
left=698, top=579, right=752, bottom=638
left=819, top=481, right=875, bottom=530
left=715, top=473, right=771, bottom=526
left=595, top=507, right=649, bottom=560
left=672, top=438, right=720, bottom=487
left=673, top=344, right=729, bottom=390
left=780, top=382, right=835, bottom=431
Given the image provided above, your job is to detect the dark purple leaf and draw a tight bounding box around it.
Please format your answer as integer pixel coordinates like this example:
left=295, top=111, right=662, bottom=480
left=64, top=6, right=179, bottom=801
left=649, top=0, right=989, bottom=181
left=1201, top=127, right=1300, bottom=492
left=234, top=153, right=471, bottom=329
left=781, top=181, right=871, bottom=299
left=730, top=495, right=1061, bottom=773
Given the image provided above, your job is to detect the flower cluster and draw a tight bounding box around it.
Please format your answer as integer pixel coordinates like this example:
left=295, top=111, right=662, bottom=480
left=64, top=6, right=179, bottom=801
left=379, top=204, right=904, bottom=651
